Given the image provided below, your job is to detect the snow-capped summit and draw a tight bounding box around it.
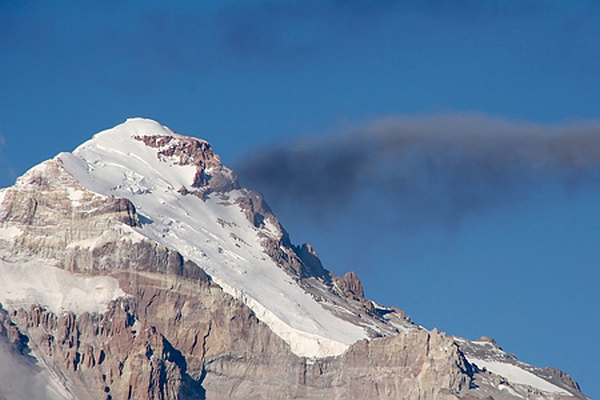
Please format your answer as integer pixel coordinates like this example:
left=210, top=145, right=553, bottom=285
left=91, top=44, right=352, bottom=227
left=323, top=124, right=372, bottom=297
left=57, top=117, right=413, bottom=358
left=63, top=118, right=238, bottom=199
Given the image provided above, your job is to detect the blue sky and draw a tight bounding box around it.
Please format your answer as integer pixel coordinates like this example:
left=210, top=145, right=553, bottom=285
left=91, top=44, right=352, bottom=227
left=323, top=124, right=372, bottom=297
left=1, top=1, right=599, bottom=397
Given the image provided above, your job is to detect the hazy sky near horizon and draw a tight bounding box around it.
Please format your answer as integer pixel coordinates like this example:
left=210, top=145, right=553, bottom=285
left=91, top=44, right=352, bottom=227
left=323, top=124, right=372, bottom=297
left=1, top=1, right=599, bottom=398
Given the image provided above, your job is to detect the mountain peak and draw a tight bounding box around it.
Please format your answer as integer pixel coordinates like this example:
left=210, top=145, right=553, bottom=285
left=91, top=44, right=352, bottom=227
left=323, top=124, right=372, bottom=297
left=56, top=119, right=401, bottom=358
left=0, top=119, right=589, bottom=399
left=91, top=117, right=181, bottom=144
left=63, top=118, right=238, bottom=201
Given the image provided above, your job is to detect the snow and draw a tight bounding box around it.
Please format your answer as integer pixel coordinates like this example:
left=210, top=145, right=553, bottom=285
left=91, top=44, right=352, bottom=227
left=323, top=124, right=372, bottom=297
left=0, top=258, right=126, bottom=315
left=219, top=279, right=350, bottom=357
left=65, top=224, right=146, bottom=250
left=468, top=358, right=571, bottom=395
left=59, top=118, right=368, bottom=358
left=0, top=226, right=22, bottom=241
left=498, top=382, right=525, bottom=399
left=66, top=187, right=85, bottom=205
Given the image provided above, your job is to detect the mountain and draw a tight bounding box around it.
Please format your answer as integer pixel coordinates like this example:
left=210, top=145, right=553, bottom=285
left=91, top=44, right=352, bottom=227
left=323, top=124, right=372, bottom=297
left=0, top=118, right=589, bottom=400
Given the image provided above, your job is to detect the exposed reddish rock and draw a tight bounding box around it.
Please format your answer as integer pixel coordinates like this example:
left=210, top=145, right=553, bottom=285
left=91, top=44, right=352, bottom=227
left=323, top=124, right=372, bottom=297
left=1, top=277, right=473, bottom=400
left=132, top=134, right=238, bottom=196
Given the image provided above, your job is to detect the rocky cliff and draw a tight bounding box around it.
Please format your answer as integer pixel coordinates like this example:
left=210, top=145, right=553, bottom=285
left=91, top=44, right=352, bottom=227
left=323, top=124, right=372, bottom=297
left=0, top=119, right=589, bottom=399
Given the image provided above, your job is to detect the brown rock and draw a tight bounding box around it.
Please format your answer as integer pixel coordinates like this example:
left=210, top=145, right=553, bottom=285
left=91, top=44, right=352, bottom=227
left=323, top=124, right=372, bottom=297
left=335, top=271, right=365, bottom=301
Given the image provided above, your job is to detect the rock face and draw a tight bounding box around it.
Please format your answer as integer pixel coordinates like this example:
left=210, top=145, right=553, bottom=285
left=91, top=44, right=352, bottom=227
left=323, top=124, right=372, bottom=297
left=0, top=119, right=589, bottom=400
left=132, top=133, right=238, bottom=198
left=1, top=288, right=468, bottom=400
left=335, top=271, right=365, bottom=301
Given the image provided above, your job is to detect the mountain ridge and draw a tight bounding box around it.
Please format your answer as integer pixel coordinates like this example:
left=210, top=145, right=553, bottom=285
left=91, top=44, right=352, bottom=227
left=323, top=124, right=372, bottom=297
left=0, top=118, right=589, bottom=399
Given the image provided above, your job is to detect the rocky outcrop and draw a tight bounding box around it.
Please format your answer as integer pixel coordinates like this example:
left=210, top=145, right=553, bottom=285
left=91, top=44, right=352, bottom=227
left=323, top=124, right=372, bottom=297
left=3, top=275, right=211, bottom=400
left=133, top=133, right=239, bottom=198
left=335, top=271, right=365, bottom=301
left=294, top=243, right=330, bottom=282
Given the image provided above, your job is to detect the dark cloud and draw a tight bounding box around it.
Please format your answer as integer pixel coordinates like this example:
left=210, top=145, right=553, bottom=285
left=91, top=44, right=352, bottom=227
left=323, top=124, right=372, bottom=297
left=235, top=114, right=600, bottom=226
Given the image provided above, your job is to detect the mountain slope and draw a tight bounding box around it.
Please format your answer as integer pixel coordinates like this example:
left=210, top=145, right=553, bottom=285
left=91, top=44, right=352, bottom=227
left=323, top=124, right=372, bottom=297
left=0, top=118, right=589, bottom=399
left=58, top=118, right=414, bottom=358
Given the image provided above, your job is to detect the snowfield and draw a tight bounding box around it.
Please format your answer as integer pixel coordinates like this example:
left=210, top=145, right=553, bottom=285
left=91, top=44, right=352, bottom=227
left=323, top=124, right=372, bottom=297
left=0, top=259, right=125, bottom=315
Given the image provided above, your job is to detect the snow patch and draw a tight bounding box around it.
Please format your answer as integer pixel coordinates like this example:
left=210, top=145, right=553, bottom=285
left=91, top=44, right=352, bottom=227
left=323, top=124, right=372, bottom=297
left=0, top=226, right=22, bottom=241
left=66, top=187, right=86, bottom=206
left=0, top=259, right=126, bottom=315
left=468, top=358, right=571, bottom=395
left=66, top=224, right=146, bottom=250
left=498, top=382, right=525, bottom=399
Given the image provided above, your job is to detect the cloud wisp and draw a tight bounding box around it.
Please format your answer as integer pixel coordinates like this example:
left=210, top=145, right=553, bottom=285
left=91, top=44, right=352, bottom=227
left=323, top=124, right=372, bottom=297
left=236, top=114, right=600, bottom=226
